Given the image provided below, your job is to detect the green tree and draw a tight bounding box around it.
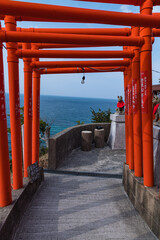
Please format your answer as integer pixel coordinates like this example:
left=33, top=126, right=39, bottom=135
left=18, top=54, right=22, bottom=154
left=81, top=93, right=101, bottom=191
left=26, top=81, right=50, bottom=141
left=39, top=146, right=48, bottom=157
left=20, top=106, right=24, bottom=125
left=39, top=119, right=49, bottom=138
left=7, top=106, right=50, bottom=157
left=76, top=120, right=85, bottom=125
left=90, top=107, right=111, bottom=123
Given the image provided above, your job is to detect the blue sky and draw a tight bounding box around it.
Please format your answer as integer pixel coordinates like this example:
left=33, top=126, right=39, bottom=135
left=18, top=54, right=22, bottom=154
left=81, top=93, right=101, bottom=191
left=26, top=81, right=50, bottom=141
left=2, top=0, right=160, bottom=99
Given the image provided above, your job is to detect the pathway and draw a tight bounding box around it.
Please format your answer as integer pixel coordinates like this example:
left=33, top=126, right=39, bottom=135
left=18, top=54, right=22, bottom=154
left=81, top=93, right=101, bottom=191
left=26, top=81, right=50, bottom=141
left=13, top=146, right=157, bottom=240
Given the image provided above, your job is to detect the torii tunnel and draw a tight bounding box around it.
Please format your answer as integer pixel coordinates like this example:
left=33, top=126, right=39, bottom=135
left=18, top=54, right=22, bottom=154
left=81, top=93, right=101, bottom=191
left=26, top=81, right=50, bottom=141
left=0, top=0, right=160, bottom=208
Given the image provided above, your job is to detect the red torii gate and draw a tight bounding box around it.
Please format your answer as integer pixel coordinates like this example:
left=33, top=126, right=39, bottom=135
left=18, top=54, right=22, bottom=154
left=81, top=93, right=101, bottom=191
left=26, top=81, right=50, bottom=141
left=0, top=0, right=159, bottom=207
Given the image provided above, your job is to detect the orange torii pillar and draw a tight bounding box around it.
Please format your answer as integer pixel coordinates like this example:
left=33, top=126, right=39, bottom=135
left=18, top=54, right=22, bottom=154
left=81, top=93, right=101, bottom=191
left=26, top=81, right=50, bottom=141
left=23, top=43, right=32, bottom=177
left=131, top=27, right=143, bottom=177
left=4, top=16, right=23, bottom=189
left=32, top=45, right=40, bottom=164
left=124, top=68, right=129, bottom=165
left=123, top=46, right=129, bottom=165
left=140, top=0, right=154, bottom=187
left=0, top=28, right=12, bottom=207
left=127, top=61, right=134, bottom=170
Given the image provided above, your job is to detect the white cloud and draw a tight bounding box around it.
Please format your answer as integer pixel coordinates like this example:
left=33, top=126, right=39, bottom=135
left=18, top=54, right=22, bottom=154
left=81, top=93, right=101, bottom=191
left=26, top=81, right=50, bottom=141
left=153, top=6, right=160, bottom=13
left=120, top=5, right=132, bottom=13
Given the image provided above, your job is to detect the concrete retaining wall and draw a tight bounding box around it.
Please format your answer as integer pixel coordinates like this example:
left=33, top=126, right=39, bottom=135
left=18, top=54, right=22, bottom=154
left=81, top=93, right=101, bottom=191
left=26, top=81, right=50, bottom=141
left=123, top=164, right=160, bottom=239
left=0, top=170, right=44, bottom=240
left=48, top=123, right=111, bottom=169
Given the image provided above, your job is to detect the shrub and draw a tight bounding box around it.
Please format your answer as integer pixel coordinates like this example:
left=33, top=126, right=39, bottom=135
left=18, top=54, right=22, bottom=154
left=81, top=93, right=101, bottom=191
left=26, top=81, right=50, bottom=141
left=90, top=107, right=111, bottom=123
left=76, top=120, right=85, bottom=125
left=39, top=147, right=48, bottom=157
left=8, top=106, right=50, bottom=160
left=39, top=119, right=49, bottom=138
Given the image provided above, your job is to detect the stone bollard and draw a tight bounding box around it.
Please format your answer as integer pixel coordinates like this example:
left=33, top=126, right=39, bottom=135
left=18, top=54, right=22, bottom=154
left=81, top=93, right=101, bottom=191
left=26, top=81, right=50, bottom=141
left=94, top=129, right=104, bottom=148
left=81, top=130, right=92, bottom=151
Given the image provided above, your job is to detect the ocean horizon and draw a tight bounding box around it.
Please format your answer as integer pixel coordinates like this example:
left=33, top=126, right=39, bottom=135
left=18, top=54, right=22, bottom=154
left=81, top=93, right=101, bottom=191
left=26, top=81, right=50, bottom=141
left=6, top=93, right=117, bottom=134
left=5, top=93, right=117, bottom=151
left=39, top=94, right=117, bottom=101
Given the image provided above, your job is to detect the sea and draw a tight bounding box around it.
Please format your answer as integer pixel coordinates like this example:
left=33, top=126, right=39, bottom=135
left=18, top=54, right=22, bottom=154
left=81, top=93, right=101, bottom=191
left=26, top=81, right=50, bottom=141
left=5, top=94, right=117, bottom=150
